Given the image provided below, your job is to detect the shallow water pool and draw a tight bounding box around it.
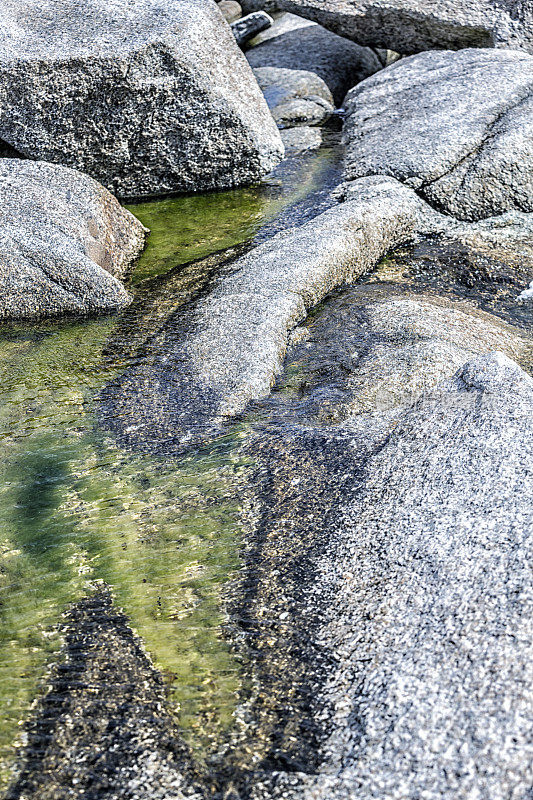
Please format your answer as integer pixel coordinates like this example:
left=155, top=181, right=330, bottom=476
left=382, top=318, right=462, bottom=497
left=0, top=139, right=343, bottom=789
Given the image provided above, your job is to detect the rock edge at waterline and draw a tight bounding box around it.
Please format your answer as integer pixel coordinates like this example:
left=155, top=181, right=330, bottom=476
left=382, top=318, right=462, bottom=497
left=245, top=351, right=533, bottom=800
left=102, top=174, right=533, bottom=450
left=0, top=159, right=147, bottom=320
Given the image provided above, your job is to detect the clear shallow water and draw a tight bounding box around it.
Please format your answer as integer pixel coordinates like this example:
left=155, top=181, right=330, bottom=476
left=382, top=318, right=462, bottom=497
left=127, top=136, right=342, bottom=284
left=0, top=316, right=246, bottom=785
left=6, top=136, right=528, bottom=793
left=0, top=141, right=342, bottom=789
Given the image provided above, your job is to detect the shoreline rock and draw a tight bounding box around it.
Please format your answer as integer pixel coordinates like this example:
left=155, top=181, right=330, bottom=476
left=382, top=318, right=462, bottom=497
left=0, top=159, right=147, bottom=320
left=275, top=0, right=533, bottom=54
left=241, top=353, right=533, bottom=800
left=343, top=48, right=533, bottom=221
left=280, top=126, right=323, bottom=153
left=246, top=16, right=381, bottom=105
left=101, top=173, right=533, bottom=450
left=100, top=177, right=426, bottom=450
left=218, top=0, right=243, bottom=22
left=266, top=288, right=532, bottom=424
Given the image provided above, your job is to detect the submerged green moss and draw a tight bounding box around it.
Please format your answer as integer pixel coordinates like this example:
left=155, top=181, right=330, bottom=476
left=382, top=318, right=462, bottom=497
left=127, top=144, right=339, bottom=284
left=0, top=318, right=247, bottom=787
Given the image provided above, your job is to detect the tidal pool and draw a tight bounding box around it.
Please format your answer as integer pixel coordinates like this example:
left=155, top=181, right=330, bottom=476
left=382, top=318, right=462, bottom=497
left=0, top=139, right=342, bottom=790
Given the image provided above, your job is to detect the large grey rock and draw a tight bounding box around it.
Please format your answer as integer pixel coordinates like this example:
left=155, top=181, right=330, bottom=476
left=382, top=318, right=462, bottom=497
left=249, top=352, right=533, bottom=800
left=246, top=19, right=381, bottom=105
left=0, top=159, right=146, bottom=320
left=102, top=178, right=425, bottom=450
left=0, top=0, right=283, bottom=199
left=253, top=66, right=334, bottom=128
left=275, top=0, right=533, bottom=54
left=343, top=49, right=533, bottom=221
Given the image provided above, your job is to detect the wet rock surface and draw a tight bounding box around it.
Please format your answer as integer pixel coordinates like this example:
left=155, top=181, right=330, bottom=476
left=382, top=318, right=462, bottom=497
left=343, top=48, right=533, bottom=221
left=0, top=0, right=283, bottom=198
left=0, top=159, right=146, bottom=320
left=6, top=590, right=206, bottom=800
left=259, top=287, right=532, bottom=424
left=280, top=126, right=322, bottom=153
left=241, top=353, right=533, bottom=800
left=100, top=178, right=424, bottom=451
left=380, top=234, right=533, bottom=329
left=275, top=0, right=533, bottom=54
left=100, top=173, right=533, bottom=451
left=246, top=18, right=381, bottom=105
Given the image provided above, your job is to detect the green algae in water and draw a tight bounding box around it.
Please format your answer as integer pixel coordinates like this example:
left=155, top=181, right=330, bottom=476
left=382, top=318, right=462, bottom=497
left=0, top=316, right=245, bottom=789
left=127, top=144, right=339, bottom=284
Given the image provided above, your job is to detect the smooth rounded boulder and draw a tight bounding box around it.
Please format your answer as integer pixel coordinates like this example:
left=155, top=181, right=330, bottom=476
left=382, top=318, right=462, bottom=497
left=0, top=0, right=284, bottom=199
left=276, top=0, right=533, bottom=54
left=253, top=67, right=334, bottom=128
left=0, top=159, right=146, bottom=319
left=246, top=16, right=381, bottom=105
left=343, top=49, right=533, bottom=221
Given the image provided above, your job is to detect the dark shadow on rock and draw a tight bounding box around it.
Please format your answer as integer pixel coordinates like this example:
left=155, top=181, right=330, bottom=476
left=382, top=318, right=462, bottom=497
left=0, top=138, right=26, bottom=158
left=220, top=425, right=386, bottom=791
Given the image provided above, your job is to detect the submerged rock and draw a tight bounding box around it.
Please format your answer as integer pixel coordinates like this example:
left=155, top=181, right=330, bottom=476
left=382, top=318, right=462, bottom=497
left=280, top=126, right=322, bottom=153
left=0, top=0, right=283, bottom=198
left=343, top=49, right=533, bottom=221
left=0, top=159, right=146, bottom=320
left=101, top=173, right=533, bottom=450
left=275, top=0, right=533, bottom=54
left=337, top=177, right=533, bottom=269
left=345, top=296, right=531, bottom=412
left=7, top=590, right=206, bottom=800
left=253, top=66, right=334, bottom=128
left=101, top=178, right=425, bottom=450
left=246, top=18, right=381, bottom=105
left=100, top=173, right=533, bottom=450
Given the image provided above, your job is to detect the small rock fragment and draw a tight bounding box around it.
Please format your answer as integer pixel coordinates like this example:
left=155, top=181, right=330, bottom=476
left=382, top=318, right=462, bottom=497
left=231, top=11, right=273, bottom=46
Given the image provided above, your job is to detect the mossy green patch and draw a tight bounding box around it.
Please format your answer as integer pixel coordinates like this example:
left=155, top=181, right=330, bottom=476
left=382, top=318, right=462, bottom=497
left=0, top=317, right=245, bottom=789
left=127, top=145, right=338, bottom=284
